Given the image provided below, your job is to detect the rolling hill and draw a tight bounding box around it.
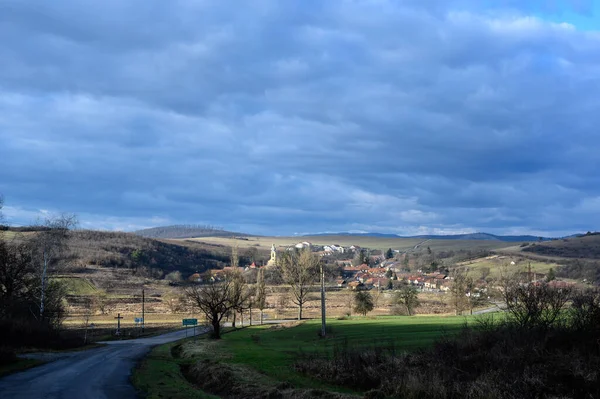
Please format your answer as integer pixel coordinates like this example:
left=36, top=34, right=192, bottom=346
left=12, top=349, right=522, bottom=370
left=522, top=233, right=600, bottom=259
left=307, top=232, right=553, bottom=242
left=134, top=225, right=250, bottom=239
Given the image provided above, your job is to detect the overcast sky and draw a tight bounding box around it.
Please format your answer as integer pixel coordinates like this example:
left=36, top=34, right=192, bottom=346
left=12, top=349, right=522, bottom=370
left=1, top=0, right=599, bottom=236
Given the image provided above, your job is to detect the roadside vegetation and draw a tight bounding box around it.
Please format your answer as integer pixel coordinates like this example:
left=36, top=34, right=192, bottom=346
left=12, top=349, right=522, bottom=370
left=134, top=316, right=468, bottom=398
left=136, top=281, right=600, bottom=399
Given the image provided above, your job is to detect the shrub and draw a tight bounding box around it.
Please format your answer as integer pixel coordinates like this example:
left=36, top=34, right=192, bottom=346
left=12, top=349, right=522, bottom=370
left=295, top=289, right=600, bottom=398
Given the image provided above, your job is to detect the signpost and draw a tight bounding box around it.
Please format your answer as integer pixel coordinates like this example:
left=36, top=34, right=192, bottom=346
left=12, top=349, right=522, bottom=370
left=182, top=318, right=198, bottom=337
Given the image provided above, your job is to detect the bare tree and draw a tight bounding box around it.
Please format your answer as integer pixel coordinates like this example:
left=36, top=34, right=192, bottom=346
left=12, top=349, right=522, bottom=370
left=227, top=269, right=248, bottom=328
left=29, top=213, right=77, bottom=319
left=92, top=291, right=110, bottom=315
left=393, top=284, right=420, bottom=316
left=163, top=291, right=185, bottom=314
left=500, top=275, right=572, bottom=329
left=82, top=298, right=94, bottom=345
left=450, top=269, right=470, bottom=315
left=230, top=243, right=239, bottom=268
left=480, top=267, right=491, bottom=281
left=255, top=268, right=267, bottom=324
left=184, top=280, right=238, bottom=339
left=0, top=241, right=36, bottom=319
left=277, top=248, right=320, bottom=320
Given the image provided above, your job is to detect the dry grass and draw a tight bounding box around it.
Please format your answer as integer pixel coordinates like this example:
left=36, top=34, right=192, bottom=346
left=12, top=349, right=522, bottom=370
left=455, top=255, right=559, bottom=277
left=184, top=235, right=517, bottom=252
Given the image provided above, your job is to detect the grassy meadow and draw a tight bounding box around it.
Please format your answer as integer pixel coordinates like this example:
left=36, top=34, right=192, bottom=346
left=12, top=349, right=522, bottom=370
left=134, top=315, right=476, bottom=398
left=456, top=255, right=559, bottom=277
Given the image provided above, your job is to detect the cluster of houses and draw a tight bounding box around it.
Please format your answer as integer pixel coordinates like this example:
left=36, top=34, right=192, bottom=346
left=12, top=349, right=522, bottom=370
left=289, top=241, right=361, bottom=255
left=336, top=263, right=455, bottom=292
left=187, top=264, right=257, bottom=283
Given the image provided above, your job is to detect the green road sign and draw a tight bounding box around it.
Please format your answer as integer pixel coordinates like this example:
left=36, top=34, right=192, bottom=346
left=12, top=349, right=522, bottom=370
left=182, top=318, right=198, bottom=326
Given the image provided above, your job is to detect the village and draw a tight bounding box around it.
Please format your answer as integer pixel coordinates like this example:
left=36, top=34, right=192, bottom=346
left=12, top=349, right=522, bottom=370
left=186, top=241, right=574, bottom=303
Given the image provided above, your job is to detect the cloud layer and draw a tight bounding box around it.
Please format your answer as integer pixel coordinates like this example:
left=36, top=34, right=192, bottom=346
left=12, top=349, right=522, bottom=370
left=1, top=0, right=599, bottom=236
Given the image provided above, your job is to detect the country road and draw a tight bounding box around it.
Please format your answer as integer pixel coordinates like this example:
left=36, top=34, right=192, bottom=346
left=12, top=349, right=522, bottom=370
left=0, top=328, right=206, bottom=399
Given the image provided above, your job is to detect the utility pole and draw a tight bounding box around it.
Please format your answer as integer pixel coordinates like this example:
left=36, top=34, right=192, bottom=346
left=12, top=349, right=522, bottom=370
left=320, top=263, right=326, bottom=337
left=142, top=288, right=145, bottom=332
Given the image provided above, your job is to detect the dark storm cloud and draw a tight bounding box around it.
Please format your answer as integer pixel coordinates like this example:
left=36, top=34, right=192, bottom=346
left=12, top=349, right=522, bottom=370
left=1, top=0, right=599, bottom=235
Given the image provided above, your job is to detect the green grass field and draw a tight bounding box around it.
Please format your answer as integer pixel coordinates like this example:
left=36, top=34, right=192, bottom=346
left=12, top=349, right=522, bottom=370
left=221, top=316, right=469, bottom=380
left=53, top=276, right=98, bottom=295
left=134, top=315, right=475, bottom=398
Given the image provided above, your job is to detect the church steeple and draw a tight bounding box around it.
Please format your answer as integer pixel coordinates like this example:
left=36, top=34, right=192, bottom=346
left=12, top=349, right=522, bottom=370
left=267, top=243, right=277, bottom=266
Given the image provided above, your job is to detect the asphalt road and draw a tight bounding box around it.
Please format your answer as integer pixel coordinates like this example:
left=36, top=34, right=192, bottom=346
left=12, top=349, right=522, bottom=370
left=0, top=328, right=206, bottom=399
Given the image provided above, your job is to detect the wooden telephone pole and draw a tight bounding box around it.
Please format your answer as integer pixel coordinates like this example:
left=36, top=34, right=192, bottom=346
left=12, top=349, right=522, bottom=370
left=320, top=263, right=326, bottom=337
left=142, top=288, right=145, bottom=332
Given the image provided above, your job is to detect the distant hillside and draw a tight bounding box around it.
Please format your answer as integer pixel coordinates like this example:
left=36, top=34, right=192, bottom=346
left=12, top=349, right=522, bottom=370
left=134, top=225, right=249, bottom=239
left=64, top=230, right=232, bottom=276
left=522, top=233, right=600, bottom=259
left=308, top=232, right=553, bottom=242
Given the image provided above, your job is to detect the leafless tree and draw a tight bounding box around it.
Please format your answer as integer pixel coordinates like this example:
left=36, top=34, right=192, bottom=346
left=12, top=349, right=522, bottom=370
left=450, top=269, right=470, bottom=315
left=29, top=213, right=78, bottom=319
left=92, top=291, right=110, bottom=315
left=255, top=268, right=267, bottom=324
left=480, top=267, right=491, bottom=281
left=277, top=248, right=320, bottom=320
left=82, top=298, right=94, bottom=345
left=184, top=280, right=240, bottom=339
left=500, top=275, right=572, bottom=329
left=0, top=241, right=36, bottom=319
left=230, top=243, right=239, bottom=268
left=163, top=291, right=185, bottom=314
left=227, top=269, right=249, bottom=328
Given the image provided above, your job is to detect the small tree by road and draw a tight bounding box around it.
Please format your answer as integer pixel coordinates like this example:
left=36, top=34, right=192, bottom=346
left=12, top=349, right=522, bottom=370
left=184, top=280, right=244, bottom=339
left=354, top=291, right=374, bottom=316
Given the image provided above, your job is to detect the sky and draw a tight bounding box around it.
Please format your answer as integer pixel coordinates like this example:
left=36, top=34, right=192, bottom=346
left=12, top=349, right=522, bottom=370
left=0, top=0, right=599, bottom=237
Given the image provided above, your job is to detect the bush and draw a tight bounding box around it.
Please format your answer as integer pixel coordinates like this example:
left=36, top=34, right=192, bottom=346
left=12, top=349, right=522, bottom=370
left=295, top=289, right=600, bottom=398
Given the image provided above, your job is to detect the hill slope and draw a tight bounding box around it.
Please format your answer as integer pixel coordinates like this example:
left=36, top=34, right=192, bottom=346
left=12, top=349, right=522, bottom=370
left=522, top=234, right=600, bottom=259
left=64, top=230, right=232, bottom=276
left=134, top=225, right=248, bottom=239
left=308, top=232, right=550, bottom=242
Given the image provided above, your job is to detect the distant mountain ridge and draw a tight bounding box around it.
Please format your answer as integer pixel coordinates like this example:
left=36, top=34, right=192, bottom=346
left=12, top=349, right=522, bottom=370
left=306, top=232, right=555, bottom=242
left=134, top=225, right=250, bottom=239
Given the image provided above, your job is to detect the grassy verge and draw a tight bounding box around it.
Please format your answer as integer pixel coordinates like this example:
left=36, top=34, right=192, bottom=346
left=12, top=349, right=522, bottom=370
left=0, top=358, right=46, bottom=378
left=132, top=339, right=218, bottom=399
